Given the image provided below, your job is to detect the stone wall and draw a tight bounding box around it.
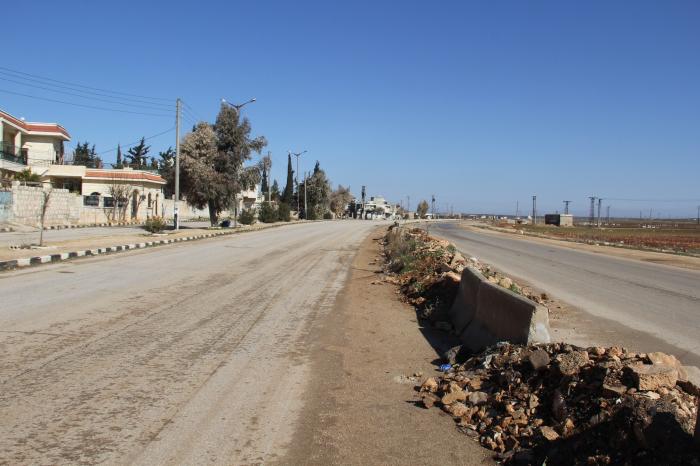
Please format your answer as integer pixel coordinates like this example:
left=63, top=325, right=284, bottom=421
left=10, top=183, right=80, bottom=227
left=0, top=183, right=157, bottom=228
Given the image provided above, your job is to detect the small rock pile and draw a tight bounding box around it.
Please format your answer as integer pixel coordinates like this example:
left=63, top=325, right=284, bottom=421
left=418, top=342, right=699, bottom=465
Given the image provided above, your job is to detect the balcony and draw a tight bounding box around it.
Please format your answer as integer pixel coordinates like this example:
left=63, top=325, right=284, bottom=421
left=0, top=143, right=27, bottom=167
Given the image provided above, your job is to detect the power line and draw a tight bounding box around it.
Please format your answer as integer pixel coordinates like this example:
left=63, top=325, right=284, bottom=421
left=0, top=65, right=171, bottom=102
left=600, top=197, right=700, bottom=203
left=181, top=100, right=203, bottom=122
left=93, top=127, right=176, bottom=156
left=0, top=75, right=175, bottom=112
left=0, top=88, right=172, bottom=117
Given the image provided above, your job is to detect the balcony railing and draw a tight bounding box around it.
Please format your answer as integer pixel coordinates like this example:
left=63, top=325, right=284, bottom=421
left=0, top=143, right=26, bottom=166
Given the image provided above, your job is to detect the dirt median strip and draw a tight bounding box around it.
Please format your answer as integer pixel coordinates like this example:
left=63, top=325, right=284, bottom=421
left=281, top=226, right=494, bottom=465
left=0, top=221, right=314, bottom=272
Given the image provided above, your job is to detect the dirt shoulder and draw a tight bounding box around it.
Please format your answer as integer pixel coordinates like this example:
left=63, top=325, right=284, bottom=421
left=464, top=222, right=700, bottom=271
left=281, top=227, right=494, bottom=466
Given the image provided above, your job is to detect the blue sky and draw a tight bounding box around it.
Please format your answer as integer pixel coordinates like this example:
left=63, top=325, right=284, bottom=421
left=4, top=0, right=699, bottom=217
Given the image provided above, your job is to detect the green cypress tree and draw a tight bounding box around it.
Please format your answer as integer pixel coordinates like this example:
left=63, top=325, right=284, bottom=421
left=282, top=153, right=294, bottom=204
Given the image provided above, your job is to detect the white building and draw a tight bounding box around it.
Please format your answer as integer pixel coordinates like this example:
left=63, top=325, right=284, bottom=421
left=0, top=108, right=70, bottom=177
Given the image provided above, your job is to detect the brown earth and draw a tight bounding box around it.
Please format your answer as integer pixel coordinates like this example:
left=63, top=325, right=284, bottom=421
left=281, top=228, right=495, bottom=466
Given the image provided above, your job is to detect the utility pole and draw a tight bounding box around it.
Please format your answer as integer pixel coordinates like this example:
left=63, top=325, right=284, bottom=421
left=563, top=200, right=571, bottom=215
left=304, top=171, right=308, bottom=219
left=597, top=198, right=602, bottom=228
left=515, top=200, right=519, bottom=218
left=407, top=195, right=410, bottom=218
left=532, top=195, right=537, bottom=225
left=697, top=205, right=700, bottom=225
left=267, top=151, right=271, bottom=203
left=290, top=150, right=306, bottom=217
left=589, top=196, right=596, bottom=227
left=174, top=98, right=181, bottom=230
left=606, top=205, right=610, bottom=224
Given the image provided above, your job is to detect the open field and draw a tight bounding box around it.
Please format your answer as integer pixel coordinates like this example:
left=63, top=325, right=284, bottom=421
left=496, top=220, right=700, bottom=256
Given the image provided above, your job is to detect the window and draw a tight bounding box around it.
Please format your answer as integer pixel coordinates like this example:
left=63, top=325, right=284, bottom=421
left=103, top=197, right=115, bottom=208
left=84, top=194, right=100, bottom=207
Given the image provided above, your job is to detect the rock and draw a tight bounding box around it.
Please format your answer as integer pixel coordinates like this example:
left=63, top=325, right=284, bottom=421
left=539, top=425, right=560, bottom=441
left=443, top=345, right=463, bottom=365
left=552, top=389, right=567, bottom=421
left=555, top=350, right=590, bottom=376
left=450, top=252, right=466, bottom=268
left=626, top=363, right=678, bottom=391
left=498, top=277, right=513, bottom=289
left=602, top=382, right=627, bottom=398
left=421, top=393, right=439, bottom=408
left=528, top=349, right=551, bottom=371
left=468, top=391, right=488, bottom=405
left=442, top=390, right=467, bottom=405
left=449, top=402, right=470, bottom=417
left=420, top=377, right=438, bottom=393
left=647, top=351, right=688, bottom=381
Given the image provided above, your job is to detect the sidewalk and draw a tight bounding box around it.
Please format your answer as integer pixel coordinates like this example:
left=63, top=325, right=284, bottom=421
left=0, top=221, right=307, bottom=270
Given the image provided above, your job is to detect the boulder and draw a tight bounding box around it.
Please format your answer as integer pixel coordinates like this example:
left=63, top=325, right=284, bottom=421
left=442, top=389, right=467, bottom=405
left=626, top=363, right=678, bottom=391
left=647, top=351, right=688, bottom=382
left=498, top=277, right=513, bottom=289
left=555, top=350, right=590, bottom=376
left=528, top=349, right=551, bottom=371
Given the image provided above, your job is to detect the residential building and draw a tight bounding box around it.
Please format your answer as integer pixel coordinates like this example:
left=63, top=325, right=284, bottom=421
left=0, top=108, right=70, bottom=177
left=40, top=166, right=166, bottom=220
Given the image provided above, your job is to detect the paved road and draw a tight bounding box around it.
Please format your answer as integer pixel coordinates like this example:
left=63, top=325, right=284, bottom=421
left=0, top=221, right=375, bottom=465
left=0, top=221, right=212, bottom=247
left=430, top=222, right=700, bottom=365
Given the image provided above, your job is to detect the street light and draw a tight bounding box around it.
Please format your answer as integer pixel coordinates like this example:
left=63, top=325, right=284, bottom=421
left=221, top=97, right=256, bottom=111
left=221, top=98, right=256, bottom=227
left=290, top=150, right=307, bottom=218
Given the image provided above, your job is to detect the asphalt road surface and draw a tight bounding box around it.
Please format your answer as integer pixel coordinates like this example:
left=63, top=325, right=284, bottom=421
left=0, top=221, right=375, bottom=465
left=430, top=222, right=700, bottom=366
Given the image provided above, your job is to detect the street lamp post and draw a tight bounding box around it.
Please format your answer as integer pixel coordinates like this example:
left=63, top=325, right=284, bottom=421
left=221, top=97, right=256, bottom=227
left=291, top=150, right=307, bottom=218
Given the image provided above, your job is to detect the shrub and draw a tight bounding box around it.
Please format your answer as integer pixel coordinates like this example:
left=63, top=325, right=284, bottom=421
left=144, top=216, right=167, bottom=233
left=305, top=208, right=319, bottom=220
left=238, top=208, right=256, bottom=225
left=323, top=212, right=333, bottom=220
left=258, top=201, right=278, bottom=223
left=277, top=202, right=291, bottom=222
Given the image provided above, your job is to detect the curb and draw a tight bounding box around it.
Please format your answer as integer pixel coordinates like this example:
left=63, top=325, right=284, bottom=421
left=0, top=221, right=314, bottom=272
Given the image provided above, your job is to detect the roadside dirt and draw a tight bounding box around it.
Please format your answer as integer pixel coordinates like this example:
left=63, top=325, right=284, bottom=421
left=281, top=228, right=494, bottom=465
left=465, top=223, right=700, bottom=271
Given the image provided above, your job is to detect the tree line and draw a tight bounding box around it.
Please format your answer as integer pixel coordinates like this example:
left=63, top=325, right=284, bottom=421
left=70, top=103, right=354, bottom=225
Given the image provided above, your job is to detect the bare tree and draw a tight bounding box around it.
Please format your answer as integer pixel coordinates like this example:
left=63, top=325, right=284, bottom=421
left=38, top=187, right=53, bottom=246
left=106, top=174, right=133, bottom=222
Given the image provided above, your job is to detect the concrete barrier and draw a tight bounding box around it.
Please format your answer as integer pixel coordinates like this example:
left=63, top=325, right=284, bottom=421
left=455, top=276, right=551, bottom=352
left=448, top=266, right=486, bottom=334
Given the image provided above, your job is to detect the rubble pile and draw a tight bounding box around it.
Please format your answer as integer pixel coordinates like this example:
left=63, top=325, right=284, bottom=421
left=383, top=227, right=550, bottom=320
left=383, top=227, right=465, bottom=319
left=418, top=342, right=699, bottom=465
